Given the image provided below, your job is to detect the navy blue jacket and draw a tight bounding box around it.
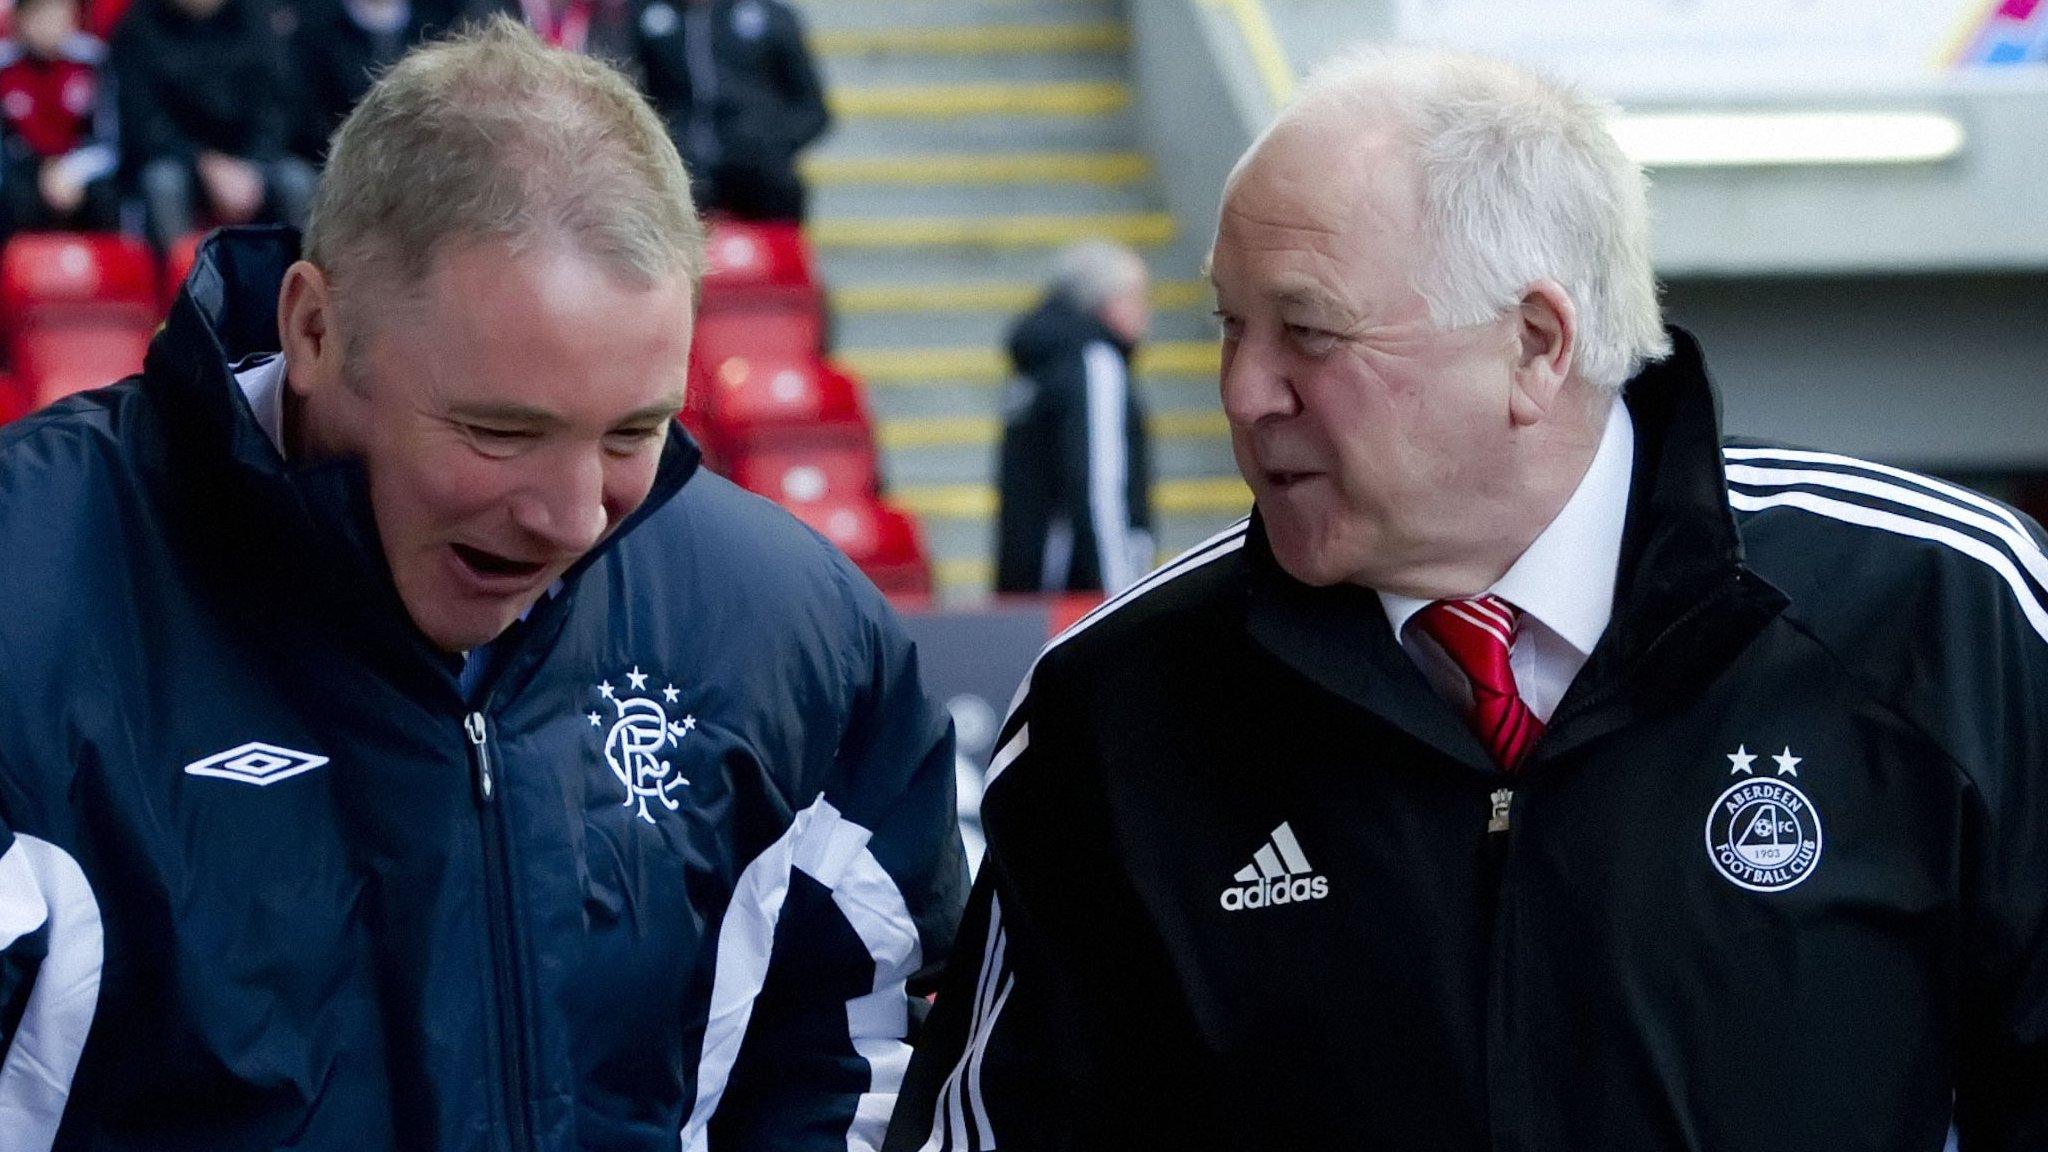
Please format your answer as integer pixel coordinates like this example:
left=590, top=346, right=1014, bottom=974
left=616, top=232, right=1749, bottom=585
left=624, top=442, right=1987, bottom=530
left=0, top=228, right=966, bottom=1151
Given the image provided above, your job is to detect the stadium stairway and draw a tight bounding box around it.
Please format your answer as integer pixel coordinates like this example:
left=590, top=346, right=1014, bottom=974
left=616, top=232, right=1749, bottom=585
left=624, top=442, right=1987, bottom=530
left=791, top=0, right=1249, bottom=601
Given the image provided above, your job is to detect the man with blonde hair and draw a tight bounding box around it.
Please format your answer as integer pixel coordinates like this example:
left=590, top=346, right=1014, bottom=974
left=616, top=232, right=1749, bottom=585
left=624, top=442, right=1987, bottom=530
left=888, top=45, right=2048, bottom=1151
left=0, top=19, right=965, bottom=1150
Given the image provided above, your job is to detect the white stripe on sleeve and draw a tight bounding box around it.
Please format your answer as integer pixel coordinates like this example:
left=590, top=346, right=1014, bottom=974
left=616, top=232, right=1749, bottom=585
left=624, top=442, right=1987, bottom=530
left=0, top=835, right=103, bottom=1152
left=682, top=796, right=912, bottom=1152
left=1727, top=488, right=2048, bottom=643
left=1080, top=342, right=1135, bottom=594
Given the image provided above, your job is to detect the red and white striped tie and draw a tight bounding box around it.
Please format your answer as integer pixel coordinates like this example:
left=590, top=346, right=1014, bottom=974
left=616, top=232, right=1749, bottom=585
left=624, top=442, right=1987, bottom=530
left=1414, top=595, right=1544, bottom=772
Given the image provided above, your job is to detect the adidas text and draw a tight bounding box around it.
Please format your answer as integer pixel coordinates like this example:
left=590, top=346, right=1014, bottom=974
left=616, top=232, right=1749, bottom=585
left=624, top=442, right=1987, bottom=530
left=1219, top=874, right=1329, bottom=911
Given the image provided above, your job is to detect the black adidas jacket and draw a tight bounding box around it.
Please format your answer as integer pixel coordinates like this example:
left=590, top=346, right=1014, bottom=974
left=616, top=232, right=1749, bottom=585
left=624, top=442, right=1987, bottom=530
left=885, top=329, right=2048, bottom=1152
left=993, top=292, right=1153, bottom=595
left=0, top=228, right=967, bottom=1151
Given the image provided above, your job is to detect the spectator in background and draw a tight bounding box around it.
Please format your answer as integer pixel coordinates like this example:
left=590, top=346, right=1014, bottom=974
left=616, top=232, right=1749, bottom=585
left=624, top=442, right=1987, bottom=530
left=111, top=0, right=314, bottom=245
left=633, top=0, right=828, bottom=221
left=288, top=0, right=456, bottom=161
left=994, top=239, right=1155, bottom=596
left=483, top=0, right=636, bottom=64
left=0, top=0, right=118, bottom=239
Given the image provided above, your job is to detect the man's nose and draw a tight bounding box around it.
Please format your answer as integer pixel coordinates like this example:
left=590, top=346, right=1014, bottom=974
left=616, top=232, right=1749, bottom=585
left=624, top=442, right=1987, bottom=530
left=1221, top=336, right=1300, bottom=428
left=511, top=450, right=609, bottom=555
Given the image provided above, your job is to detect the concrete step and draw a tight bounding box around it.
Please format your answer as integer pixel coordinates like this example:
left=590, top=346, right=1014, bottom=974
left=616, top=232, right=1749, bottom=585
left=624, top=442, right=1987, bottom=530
left=882, top=435, right=1236, bottom=491
left=818, top=104, right=1138, bottom=155
left=896, top=474, right=1250, bottom=521
left=811, top=22, right=1127, bottom=56
left=820, top=49, right=1124, bottom=88
left=830, top=80, right=1129, bottom=119
left=841, top=338, right=1219, bottom=385
left=878, top=407, right=1228, bottom=452
left=810, top=210, right=1175, bottom=253
left=813, top=238, right=1204, bottom=285
left=861, top=375, right=1220, bottom=421
left=791, top=0, right=1122, bottom=34
left=837, top=304, right=1215, bottom=352
left=830, top=274, right=1202, bottom=310
left=812, top=179, right=1157, bottom=221
left=805, top=151, right=1152, bottom=187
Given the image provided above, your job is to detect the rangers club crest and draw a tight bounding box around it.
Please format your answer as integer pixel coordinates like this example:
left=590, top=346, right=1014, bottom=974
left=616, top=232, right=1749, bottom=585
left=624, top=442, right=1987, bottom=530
left=587, top=666, right=696, bottom=824
left=1706, top=745, right=1823, bottom=892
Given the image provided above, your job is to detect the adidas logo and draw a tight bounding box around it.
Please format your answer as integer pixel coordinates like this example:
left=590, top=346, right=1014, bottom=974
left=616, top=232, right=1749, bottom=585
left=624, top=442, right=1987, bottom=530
left=1218, top=822, right=1329, bottom=912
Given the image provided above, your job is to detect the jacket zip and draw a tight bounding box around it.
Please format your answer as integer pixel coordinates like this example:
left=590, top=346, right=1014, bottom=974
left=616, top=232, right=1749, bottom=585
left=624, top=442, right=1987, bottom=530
left=466, top=710, right=537, bottom=1152
left=1482, top=782, right=1518, bottom=1152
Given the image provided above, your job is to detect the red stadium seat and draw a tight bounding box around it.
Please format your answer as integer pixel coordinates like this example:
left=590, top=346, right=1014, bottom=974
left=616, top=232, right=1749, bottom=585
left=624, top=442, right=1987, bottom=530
left=0, top=233, right=159, bottom=342
left=728, top=443, right=880, bottom=505
left=790, top=496, right=933, bottom=597
left=695, top=220, right=827, bottom=364
left=13, top=322, right=154, bottom=409
left=692, top=301, right=824, bottom=366
left=699, top=353, right=872, bottom=461
left=701, top=219, right=816, bottom=293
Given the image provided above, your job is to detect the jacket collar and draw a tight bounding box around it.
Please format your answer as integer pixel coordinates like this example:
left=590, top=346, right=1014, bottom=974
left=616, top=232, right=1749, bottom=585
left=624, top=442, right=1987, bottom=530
left=1244, top=325, right=1788, bottom=777
left=148, top=226, right=702, bottom=694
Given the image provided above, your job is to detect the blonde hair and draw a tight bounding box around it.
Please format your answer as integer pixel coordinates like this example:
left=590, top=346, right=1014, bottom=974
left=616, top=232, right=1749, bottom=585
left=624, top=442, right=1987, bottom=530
left=1277, top=47, right=1669, bottom=391
left=304, top=17, right=705, bottom=318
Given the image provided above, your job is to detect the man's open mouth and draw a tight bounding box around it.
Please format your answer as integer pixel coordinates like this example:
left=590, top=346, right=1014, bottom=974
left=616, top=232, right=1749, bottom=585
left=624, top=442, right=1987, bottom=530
left=451, top=543, right=547, bottom=581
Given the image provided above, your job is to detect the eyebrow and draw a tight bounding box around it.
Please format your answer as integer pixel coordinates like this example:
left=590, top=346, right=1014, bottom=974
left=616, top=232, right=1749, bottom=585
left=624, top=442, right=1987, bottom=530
left=448, top=395, right=685, bottom=428
left=1269, top=281, right=1349, bottom=315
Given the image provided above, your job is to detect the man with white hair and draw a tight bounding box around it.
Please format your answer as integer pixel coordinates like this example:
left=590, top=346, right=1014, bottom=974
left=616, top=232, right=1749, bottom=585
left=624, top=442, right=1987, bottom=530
left=993, top=238, right=1154, bottom=596
left=885, top=46, right=2048, bottom=1151
left=0, top=19, right=965, bottom=1150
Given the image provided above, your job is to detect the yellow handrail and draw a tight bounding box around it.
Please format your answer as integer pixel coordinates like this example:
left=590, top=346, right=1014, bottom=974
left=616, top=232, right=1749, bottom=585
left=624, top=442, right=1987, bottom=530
left=1202, top=0, right=1298, bottom=109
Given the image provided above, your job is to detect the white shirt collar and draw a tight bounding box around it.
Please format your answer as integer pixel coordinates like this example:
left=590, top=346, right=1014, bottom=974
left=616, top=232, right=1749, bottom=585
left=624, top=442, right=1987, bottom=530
left=233, top=353, right=290, bottom=460
left=1378, top=399, right=1635, bottom=656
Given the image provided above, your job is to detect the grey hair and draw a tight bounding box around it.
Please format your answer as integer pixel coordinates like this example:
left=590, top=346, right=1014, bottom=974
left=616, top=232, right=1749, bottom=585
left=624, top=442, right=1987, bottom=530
left=1277, top=46, right=1669, bottom=392
left=1050, top=239, right=1147, bottom=312
left=304, top=16, right=705, bottom=322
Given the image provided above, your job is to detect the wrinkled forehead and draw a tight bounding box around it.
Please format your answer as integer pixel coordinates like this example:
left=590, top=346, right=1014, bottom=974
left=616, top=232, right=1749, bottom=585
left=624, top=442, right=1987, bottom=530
left=1211, top=115, right=1427, bottom=308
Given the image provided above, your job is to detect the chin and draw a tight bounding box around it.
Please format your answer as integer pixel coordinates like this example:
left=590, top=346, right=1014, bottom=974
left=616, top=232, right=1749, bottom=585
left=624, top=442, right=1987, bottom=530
left=413, top=602, right=523, bottom=654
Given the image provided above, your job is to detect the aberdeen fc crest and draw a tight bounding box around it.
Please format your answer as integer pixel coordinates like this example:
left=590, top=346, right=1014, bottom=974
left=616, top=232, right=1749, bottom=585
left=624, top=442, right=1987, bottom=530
left=1706, top=745, right=1823, bottom=892
left=587, top=666, right=696, bottom=824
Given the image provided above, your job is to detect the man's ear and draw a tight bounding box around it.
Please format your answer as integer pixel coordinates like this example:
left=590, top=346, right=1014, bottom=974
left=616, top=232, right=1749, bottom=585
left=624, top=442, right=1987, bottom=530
left=277, top=260, right=338, bottom=401
left=1507, top=279, right=1576, bottom=428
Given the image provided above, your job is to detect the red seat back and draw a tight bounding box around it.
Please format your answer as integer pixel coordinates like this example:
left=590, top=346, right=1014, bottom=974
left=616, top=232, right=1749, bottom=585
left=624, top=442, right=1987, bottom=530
left=790, top=497, right=933, bottom=597
left=692, top=303, right=824, bottom=367
left=1, top=233, right=159, bottom=341
left=13, top=322, right=155, bottom=409
left=729, top=443, right=880, bottom=505
left=697, top=354, right=872, bottom=469
left=702, top=220, right=816, bottom=294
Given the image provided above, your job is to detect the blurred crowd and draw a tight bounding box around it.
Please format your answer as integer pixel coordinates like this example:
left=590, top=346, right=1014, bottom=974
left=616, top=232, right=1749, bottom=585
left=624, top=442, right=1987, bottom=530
left=0, top=0, right=830, bottom=248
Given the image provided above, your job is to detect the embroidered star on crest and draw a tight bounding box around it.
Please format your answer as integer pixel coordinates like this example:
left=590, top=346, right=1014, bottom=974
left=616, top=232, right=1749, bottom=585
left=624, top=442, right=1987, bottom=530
left=587, top=711, right=602, bottom=727
left=1773, top=747, right=1802, bottom=776
left=1727, top=745, right=1757, bottom=775
left=662, top=684, right=680, bottom=703
left=626, top=666, right=650, bottom=691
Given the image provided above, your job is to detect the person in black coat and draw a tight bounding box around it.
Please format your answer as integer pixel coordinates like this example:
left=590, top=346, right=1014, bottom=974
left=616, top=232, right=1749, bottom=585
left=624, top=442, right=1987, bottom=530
left=287, top=0, right=458, bottom=162
left=631, top=0, right=828, bottom=221
left=110, top=0, right=316, bottom=243
left=994, top=240, right=1155, bottom=595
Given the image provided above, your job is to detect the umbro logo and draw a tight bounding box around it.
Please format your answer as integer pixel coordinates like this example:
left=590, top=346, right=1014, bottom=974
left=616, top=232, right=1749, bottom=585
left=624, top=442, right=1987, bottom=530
left=184, top=742, right=330, bottom=787
left=1219, top=822, right=1329, bottom=912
